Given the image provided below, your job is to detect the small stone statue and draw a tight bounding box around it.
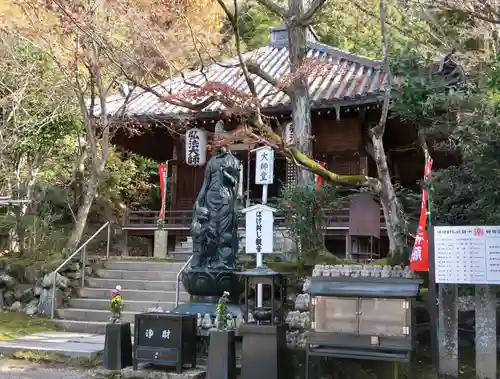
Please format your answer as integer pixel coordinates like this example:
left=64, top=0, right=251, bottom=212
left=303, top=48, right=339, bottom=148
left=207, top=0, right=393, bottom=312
left=235, top=313, right=245, bottom=328
left=201, top=313, right=213, bottom=329
left=190, top=207, right=216, bottom=268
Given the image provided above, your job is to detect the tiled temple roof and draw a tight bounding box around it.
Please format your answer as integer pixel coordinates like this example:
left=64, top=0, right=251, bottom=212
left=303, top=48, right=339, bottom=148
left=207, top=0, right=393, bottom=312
left=100, top=26, right=393, bottom=119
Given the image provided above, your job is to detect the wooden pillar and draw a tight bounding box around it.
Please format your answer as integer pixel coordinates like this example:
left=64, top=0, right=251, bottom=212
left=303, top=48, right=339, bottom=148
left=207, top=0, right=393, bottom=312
left=123, top=230, right=129, bottom=257
left=345, top=232, right=350, bottom=260
left=359, top=156, right=368, bottom=175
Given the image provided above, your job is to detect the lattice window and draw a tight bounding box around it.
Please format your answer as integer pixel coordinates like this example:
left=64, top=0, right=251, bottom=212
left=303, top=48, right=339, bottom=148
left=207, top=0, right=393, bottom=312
left=285, top=160, right=297, bottom=188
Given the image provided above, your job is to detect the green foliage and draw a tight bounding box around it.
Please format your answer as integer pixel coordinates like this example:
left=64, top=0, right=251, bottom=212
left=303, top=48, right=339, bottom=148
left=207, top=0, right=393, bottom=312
left=276, top=184, right=346, bottom=265
left=0, top=37, right=158, bottom=259
left=238, top=0, right=436, bottom=59
left=389, top=38, right=500, bottom=228
left=430, top=72, right=500, bottom=225
left=101, top=149, right=157, bottom=206
left=238, top=3, right=280, bottom=50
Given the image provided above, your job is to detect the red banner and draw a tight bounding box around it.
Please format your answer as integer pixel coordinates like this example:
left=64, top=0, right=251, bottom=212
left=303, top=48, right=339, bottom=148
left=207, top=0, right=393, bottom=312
left=158, top=163, right=167, bottom=221
left=409, top=156, right=433, bottom=272
left=315, top=161, right=326, bottom=187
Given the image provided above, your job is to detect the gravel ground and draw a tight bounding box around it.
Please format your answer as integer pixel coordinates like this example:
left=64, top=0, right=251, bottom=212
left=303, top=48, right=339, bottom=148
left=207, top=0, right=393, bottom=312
left=0, top=359, right=99, bottom=379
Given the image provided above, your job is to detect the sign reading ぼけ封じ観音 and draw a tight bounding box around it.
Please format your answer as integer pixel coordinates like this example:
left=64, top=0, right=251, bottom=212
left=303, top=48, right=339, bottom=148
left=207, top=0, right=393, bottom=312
left=255, top=146, right=274, bottom=185
left=242, top=204, right=276, bottom=254
left=185, top=128, right=207, bottom=166
left=434, top=225, right=500, bottom=284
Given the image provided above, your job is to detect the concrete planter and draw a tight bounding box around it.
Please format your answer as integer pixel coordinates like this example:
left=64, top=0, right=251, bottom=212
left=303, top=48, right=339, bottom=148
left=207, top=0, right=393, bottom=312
left=154, top=230, right=169, bottom=258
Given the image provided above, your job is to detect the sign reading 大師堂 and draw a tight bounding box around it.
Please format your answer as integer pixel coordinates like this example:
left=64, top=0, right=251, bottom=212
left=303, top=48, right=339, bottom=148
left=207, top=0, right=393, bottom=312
left=255, top=146, right=274, bottom=185
left=434, top=225, right=500, bottom=284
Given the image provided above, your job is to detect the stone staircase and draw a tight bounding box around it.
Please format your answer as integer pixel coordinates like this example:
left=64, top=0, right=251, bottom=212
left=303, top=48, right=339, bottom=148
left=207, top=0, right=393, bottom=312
left=170, top=228, right=293, bottom=259
left=53, top=259, right=190, bottom=334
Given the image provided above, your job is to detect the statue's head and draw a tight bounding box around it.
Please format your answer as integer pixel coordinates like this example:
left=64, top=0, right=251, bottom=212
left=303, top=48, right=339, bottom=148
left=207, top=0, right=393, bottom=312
left=213, top=120, right=230, bottom=155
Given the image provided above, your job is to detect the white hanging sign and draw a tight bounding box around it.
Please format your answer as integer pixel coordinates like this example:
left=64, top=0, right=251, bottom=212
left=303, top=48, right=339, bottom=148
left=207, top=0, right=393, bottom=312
left=185, top=128, right=207, bottom=166
left=242, top=204, right=276, bottom=254
left=285, top=122, right=294, bottom=145
left=254, top=146, right=274, bottom=185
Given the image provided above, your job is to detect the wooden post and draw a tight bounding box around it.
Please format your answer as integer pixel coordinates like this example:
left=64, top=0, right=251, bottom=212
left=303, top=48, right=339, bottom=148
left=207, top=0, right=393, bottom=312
left=475, top=284, right=497, bottom=379
left=438, top=283, right=459, bottom=377
left=428, top=227, right=439, bottom=376
left=345, top=232, right=350, bottom=260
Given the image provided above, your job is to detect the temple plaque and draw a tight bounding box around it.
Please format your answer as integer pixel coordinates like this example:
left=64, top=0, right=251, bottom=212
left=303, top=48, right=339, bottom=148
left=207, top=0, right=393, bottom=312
left=349, top=193, right=380, bottom=238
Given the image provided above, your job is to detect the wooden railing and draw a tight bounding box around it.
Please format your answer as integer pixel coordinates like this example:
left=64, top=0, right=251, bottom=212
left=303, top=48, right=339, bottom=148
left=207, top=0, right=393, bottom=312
left=123, top=207, right=385, bottom=230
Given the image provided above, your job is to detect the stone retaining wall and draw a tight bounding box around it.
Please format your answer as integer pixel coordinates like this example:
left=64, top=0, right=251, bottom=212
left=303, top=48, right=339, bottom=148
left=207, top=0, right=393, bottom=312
left=0, top=259, right=91, bottom=316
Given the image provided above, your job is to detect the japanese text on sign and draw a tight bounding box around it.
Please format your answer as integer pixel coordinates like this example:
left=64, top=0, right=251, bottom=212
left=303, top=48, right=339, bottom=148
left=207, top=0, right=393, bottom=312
left=434, top=225, right=500, bottom=284
left=285, top=122, right=294, bottom=145
left=243, top=205, right=275, bottom=254
left=185, top=128, right=207, bottom=166
left=255, top=210, right=263, bottom=253
left=255, top=147, right=274, bottom=185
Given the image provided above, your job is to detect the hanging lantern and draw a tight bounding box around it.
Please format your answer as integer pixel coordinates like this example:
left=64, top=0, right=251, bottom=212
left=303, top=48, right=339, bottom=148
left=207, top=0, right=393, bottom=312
left=285, top=122, right=294, bottom=145
left=185, top=128, right=207, bottom=166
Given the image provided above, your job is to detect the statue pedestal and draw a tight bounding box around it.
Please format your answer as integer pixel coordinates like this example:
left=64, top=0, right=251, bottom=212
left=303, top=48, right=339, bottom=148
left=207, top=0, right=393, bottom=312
left=153, top=230, right=168, bottom=258
left=170, top=267, right=245, bottom=316
left=181, top=267, right=243, bottom=299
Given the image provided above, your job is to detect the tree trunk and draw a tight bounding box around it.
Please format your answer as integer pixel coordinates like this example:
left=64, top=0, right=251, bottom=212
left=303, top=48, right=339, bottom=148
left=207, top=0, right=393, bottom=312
left=288, top=0, right=314, bottom=185
left=65, top=171, right=100, bottom=254
left=371, top=133, right=406, bottom=255
left=74, top=145, right=87, bottom=212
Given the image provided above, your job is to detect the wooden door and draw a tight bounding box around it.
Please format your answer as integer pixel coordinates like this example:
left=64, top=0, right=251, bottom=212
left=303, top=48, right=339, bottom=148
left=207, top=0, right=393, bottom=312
left=173, top=163, right=205, bottom=210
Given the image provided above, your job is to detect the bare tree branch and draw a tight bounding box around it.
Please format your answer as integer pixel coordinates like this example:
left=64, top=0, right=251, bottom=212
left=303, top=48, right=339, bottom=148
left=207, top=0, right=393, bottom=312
left=300, top=0, right=328, bottom=24
left=254, top=0, right=289, bottom=19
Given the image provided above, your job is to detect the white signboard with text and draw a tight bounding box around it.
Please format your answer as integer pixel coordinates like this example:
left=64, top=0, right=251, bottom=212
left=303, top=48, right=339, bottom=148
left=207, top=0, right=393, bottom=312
left=242, top=204, right=276, bottom=254
left=434, top=225, right=500, bottom=284
left=185, top=128, right=207, bottom=166
left=254, top=146, right=274, bottom=185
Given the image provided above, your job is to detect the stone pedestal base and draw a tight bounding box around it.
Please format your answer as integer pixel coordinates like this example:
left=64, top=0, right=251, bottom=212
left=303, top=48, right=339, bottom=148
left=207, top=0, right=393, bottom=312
left=207, top=330, right=236, bottom=379
left=154, top=230, right=169, bottom=258
left=181, top=267, right=244, bottom=302
left=239, top=324, right=288, bottom=379
left=103, top=322, right=133, bottom=370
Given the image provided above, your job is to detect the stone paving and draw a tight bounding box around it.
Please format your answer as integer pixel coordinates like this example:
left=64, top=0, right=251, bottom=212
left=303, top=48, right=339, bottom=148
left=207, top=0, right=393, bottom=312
left=0, top=332, right=104, bottom=360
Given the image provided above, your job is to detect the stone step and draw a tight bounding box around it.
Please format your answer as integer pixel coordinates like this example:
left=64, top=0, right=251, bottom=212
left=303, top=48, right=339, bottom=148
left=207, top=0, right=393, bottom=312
left=69, top=298, right=176, bottom=312
left=97, top=269, right=178, bottom=281
left=79, top=288, right=190, bottom=302
left=52, top=320, right=133, bottom=335
left=170, top=252, right=192, bottom=260
left=87, top=278, right=177, bottom=291
left=104, top=260, right=186, bottom=272
left=57, top=308, right=139, bottom=323
left=173, top=248, right=192, bottom=253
